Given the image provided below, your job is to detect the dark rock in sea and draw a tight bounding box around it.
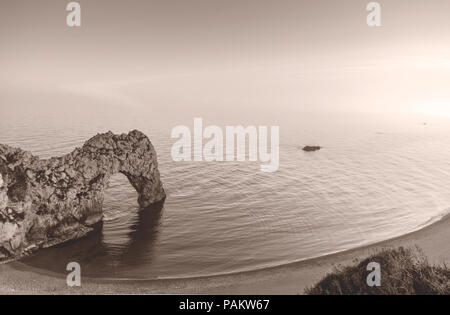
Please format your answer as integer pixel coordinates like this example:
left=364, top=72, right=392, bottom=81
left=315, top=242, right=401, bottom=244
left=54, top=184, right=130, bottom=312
left=0, top=130, right=165, bottom=261
left=302, top=146, right=321, bottom=152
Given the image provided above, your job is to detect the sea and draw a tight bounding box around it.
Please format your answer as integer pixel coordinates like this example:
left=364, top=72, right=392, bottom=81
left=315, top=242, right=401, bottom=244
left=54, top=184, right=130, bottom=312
left=2, top=94, right=450, bottom=280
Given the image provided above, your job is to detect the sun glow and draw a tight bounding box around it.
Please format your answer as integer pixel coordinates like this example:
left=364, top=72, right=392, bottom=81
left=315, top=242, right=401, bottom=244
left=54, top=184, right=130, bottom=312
left=416, top=99, right=450, bottom=117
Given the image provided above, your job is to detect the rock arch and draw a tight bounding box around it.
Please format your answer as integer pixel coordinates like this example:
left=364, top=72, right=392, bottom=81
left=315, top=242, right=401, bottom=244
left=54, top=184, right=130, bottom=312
left=0, top=130, right=165, bottom=261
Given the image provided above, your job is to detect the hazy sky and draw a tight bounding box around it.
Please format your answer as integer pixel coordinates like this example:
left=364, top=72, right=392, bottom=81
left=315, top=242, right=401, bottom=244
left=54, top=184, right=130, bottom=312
left=1, top=0, right=450, bottom=118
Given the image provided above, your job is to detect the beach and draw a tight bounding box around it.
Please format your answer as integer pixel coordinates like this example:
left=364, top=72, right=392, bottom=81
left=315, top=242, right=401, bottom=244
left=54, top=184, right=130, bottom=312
left=1, top=213, right=449, bottom=295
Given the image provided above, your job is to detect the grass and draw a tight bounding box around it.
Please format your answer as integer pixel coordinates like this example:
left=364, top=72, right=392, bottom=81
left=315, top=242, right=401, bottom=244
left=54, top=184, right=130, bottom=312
left=305, top=247, right=450, bottom=295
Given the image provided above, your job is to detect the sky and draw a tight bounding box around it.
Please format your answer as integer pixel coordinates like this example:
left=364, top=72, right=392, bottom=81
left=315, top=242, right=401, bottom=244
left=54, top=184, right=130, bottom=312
left=1, top=0, right=450, bottom=119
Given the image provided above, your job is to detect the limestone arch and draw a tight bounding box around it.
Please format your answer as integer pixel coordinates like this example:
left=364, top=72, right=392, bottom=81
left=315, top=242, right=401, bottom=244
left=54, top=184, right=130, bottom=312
left=0, top=130, right=165, bottom=260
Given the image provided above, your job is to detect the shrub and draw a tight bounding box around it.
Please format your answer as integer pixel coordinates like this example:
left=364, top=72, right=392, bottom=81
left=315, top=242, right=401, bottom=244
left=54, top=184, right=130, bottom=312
left=305, top=246, right=450, bottom=295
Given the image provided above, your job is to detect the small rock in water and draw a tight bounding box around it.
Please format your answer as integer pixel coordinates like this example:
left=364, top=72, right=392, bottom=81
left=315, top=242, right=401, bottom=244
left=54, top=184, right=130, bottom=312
left=302, top=146, right=321, bottom=152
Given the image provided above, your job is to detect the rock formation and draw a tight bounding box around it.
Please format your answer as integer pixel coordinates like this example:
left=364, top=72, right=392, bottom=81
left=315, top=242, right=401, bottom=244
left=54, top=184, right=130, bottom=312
left=0, top=130, right=165, bottom=261
left=302, top=146, right=321, bottom=152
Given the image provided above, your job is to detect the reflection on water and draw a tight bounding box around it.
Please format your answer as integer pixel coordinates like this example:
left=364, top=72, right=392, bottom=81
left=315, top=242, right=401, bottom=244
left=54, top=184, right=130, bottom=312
left=21, top=195, right=165, bottom=279
left=120, top=201, right=164, bottom=267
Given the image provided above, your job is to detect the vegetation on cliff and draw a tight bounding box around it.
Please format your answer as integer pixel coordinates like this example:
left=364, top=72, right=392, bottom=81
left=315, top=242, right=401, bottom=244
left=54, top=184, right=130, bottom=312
left=306, top=247, right=450, bottom=295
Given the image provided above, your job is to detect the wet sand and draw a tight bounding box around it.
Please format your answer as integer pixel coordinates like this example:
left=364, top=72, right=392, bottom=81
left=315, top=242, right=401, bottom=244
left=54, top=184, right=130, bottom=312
left=1, top=214, right=450, bottom=295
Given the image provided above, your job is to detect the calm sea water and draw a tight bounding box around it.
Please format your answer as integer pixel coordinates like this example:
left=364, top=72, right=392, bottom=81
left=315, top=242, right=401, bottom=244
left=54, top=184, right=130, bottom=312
left=2, top=101, right=450, bottom=279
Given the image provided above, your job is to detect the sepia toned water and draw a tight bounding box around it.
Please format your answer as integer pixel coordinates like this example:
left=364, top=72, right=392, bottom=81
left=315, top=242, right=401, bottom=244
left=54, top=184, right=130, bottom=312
left=2, top=101, right=450, bottom=279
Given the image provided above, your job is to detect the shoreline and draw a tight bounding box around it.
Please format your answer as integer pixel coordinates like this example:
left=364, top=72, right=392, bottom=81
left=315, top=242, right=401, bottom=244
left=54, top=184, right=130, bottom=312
left=1, top=213, right=450, bottom=294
